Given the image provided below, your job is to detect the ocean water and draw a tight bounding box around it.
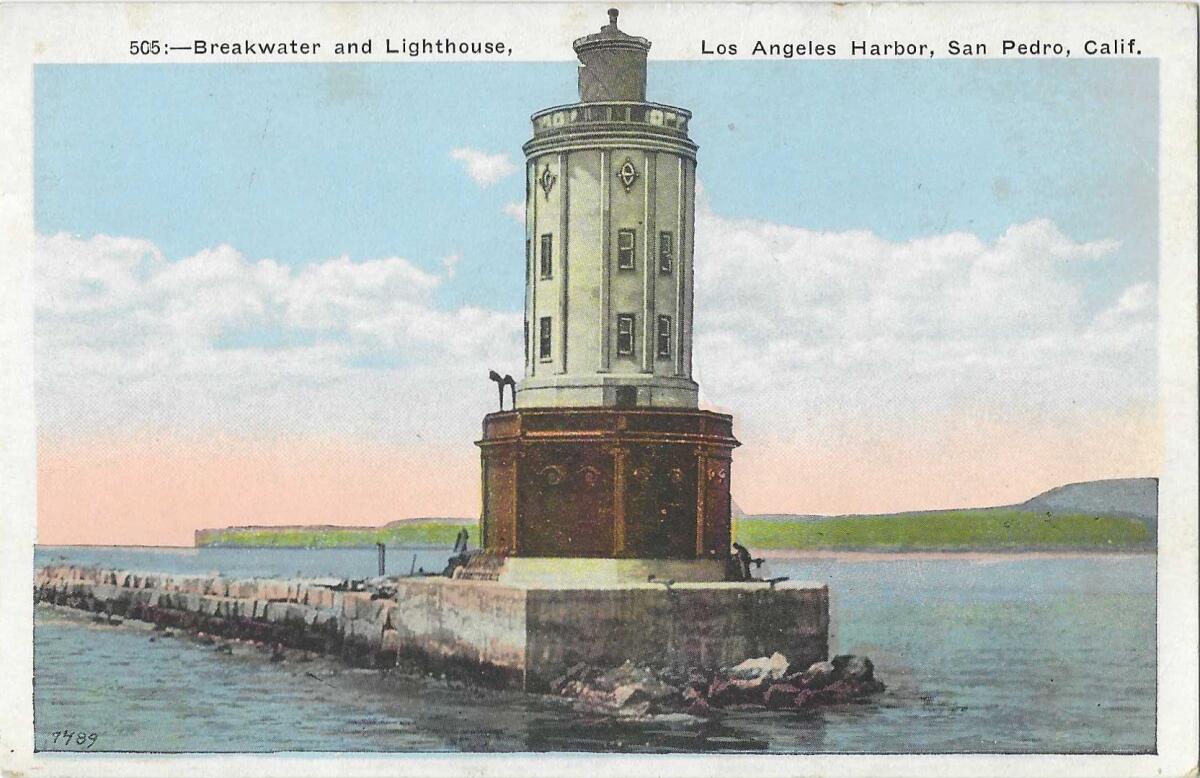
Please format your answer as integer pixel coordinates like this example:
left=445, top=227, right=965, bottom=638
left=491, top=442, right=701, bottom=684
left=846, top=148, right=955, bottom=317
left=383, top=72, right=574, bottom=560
left=32, top=547, right=1156, bottom=753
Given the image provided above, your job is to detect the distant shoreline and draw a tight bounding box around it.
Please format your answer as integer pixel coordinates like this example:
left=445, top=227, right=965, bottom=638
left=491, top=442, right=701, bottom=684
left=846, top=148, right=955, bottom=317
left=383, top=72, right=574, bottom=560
left=759, top=547, right=1156, bottom=561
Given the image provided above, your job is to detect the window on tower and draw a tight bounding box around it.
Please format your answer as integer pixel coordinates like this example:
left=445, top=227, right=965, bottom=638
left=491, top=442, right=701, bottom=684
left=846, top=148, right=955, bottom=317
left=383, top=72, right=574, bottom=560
left=616, top=314, right=635, bottom=356
left=539, top=316, right=552, bottom=361
left=539, top=234, right=553, bottom=279
left=658, top=232, right=673, bottom=274
left=656, top=315, right=672, bottom=358
left=617, top=229, right=636, bottom=270
left=525, top=239, right=532, bottom=280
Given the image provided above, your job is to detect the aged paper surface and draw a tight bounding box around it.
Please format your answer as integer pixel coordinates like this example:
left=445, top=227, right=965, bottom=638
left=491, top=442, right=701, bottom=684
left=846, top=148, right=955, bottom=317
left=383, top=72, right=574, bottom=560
left=0, top=1, right=1196, bottom=776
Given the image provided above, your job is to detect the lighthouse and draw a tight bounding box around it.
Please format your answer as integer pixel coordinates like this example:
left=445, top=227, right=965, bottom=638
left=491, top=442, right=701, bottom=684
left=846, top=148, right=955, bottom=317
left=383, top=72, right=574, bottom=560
left=353, top=12, right=826, bottom=684
left=474, top=9, right=740, bottom=583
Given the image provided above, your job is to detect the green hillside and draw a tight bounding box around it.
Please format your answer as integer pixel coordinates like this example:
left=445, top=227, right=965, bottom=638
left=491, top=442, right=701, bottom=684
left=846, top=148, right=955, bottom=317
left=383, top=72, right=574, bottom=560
left=733, top=509, right=1151, bottom=550
left=195, top=500, right=1152, bottom=551
left=195, top=521, right=471, bottom=548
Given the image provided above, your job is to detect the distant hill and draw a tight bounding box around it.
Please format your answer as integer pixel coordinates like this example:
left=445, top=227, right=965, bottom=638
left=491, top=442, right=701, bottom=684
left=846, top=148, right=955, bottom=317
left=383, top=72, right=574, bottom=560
left=734, top=478, right=1158, bottom=551
left=741, top=513, right=828, bottom=523
left=1017, top=478, right=1158, bottom=536
left=741, top=478, right=1159, bottom=525
left=195, top=518, right=475, bottom=548
left=383, top=517, right=476, bottom=528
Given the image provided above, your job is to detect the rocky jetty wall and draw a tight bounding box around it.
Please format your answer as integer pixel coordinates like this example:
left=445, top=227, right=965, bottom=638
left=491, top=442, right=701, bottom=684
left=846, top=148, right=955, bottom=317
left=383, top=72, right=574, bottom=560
left=35, top=565, right=829, bottom=691
left=35, top=565, right=519, bottom=680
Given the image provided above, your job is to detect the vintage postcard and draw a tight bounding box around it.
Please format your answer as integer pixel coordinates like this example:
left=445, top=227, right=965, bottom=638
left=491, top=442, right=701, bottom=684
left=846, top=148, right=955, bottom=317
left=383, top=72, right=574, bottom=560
left=0, top=1, right=1196, bottom=776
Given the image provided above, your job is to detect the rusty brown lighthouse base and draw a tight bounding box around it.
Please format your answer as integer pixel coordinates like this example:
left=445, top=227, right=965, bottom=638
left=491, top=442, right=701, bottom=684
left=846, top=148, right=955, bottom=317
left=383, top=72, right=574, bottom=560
left=427, top=407, right=830, bottom=681
left=472, top=407, right=739, bottom=584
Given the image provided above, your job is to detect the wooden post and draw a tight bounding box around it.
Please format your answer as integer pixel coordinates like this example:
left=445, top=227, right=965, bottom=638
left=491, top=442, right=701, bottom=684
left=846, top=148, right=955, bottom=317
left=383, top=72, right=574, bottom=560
left=376, top=543, right=386, bottom=577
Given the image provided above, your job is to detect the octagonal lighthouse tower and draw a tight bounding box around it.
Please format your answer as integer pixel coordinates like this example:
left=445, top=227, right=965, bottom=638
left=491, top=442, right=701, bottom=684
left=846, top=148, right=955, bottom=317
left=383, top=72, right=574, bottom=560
left=518, top=9, right=697, bottom=410
left=474, top=10, right=739, bottom=584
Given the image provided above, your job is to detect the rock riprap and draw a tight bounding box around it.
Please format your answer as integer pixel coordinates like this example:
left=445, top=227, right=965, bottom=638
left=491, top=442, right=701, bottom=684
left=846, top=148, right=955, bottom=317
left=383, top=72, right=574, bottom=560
left=550, top=651, right=885, bottom=717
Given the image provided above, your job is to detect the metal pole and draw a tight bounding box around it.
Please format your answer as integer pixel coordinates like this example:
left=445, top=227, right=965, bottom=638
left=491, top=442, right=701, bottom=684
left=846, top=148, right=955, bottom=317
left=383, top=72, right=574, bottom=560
left=376, top=543, right=385, bottom=577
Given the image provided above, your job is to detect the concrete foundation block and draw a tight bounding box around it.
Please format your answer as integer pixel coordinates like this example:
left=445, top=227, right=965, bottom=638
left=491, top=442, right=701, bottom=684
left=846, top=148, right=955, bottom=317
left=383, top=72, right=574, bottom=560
left=256, top=580, right=290, bottom=602
left=314, top=607, right=339, bottom=627
left=314, top=586, right=339, bottom=608
left=264, top=601, right=289, bottom=623
left=348, top=617, right=383, bottom=648
left=388, top=578, right=828, bottom=690
left=342, top=592, right=372, bottom=619
left=373, top=601, right=397, bottom=629
left=91, top=583, right=119, bottom=602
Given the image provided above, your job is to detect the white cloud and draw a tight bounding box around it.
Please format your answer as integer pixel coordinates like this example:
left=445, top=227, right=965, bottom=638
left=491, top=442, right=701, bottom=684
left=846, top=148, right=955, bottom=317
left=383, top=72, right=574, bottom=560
left=1116, top=282, right=1154, bottom=314
left=35, top=234, right=521, bottom=442
left=503, top=201, right=526, bottom=224
left=449, top=147, right=518, bottom=188
left=690, top=194, right=1155, bottom=440
left=440, top=253, right=462, bottom=279
left=36, top=203, right=1155, bottom=450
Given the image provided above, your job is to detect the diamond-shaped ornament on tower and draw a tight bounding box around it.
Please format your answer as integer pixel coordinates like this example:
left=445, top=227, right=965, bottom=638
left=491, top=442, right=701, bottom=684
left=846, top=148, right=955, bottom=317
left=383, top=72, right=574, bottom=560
left=617, top=158, right=638, bottom=191
left=539, top=164, right=556, bottom=198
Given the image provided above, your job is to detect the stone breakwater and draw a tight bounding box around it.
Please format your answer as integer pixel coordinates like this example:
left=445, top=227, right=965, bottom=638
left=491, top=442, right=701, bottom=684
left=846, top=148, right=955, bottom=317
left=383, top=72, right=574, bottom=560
left=35, top=565, right=430, bottom=672
left=35, top=564, right=831, bottom=692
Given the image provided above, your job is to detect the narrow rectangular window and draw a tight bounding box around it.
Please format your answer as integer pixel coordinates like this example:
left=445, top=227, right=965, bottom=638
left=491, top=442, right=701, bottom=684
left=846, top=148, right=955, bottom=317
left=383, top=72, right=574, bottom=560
left=539, top=234, right=553, bottom=279
left=525, top=239, right=532, bottom=280
left=617, top=228, right=636, bottom=271
left=656, top=315, right=671, bottom=358
left=523, top=320, right=529, bottom=363
left=616, top=314, right=635, bottom=356
left=539, top=316, right=552, bottom=361
left=658, top=232, right=673, bottom=274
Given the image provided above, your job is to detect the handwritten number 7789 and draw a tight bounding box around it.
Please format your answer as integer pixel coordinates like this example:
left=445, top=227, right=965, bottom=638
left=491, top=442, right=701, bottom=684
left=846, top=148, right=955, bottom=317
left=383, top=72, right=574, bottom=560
left=50, top=730, right=99, bottom=748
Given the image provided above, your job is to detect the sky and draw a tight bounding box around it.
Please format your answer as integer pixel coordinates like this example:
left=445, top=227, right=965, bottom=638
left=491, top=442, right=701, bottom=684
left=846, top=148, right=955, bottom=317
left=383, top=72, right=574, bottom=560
left=34, top=59, right=1160, bottom=545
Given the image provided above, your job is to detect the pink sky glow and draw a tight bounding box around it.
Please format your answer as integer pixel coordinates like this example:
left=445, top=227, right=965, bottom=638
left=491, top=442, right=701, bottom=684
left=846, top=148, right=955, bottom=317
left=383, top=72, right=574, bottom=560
left=38, top=407, right=1160, bottom=547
